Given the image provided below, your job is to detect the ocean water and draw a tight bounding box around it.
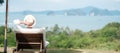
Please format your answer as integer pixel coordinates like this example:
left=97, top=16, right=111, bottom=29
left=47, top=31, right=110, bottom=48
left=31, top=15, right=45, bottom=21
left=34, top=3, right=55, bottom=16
left=0, top=13, right=120, bottom=32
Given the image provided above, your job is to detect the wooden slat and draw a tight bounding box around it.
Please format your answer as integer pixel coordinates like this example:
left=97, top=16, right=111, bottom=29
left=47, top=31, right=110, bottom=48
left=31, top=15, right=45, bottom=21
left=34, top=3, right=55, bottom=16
left=18, top=42, right=42, bottom=44
left=18, top=44, right=41, bottom=49
left=17, top=38, right=42, bottom=42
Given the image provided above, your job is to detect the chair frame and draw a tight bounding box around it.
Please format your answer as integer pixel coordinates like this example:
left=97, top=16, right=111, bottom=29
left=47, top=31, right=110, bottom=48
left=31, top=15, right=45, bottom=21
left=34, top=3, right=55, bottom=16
left=13, top=32, right=46, bottom=53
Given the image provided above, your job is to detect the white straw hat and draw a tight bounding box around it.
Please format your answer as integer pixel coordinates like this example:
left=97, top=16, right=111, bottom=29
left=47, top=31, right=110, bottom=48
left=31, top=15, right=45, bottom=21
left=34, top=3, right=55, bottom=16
left=24, top=15, right=36, bottom=27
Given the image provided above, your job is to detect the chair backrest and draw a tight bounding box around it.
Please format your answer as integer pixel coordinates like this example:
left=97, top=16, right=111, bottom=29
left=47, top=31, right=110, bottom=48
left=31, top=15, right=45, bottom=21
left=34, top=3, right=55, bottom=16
left=16, top=33, right=43, bottom=42
left=15, top=33, right=44, bottom=49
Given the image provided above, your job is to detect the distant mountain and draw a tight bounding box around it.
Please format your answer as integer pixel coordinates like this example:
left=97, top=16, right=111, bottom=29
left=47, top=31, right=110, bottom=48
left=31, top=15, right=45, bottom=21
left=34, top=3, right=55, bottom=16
left=22, top=6, right=120, bottom=16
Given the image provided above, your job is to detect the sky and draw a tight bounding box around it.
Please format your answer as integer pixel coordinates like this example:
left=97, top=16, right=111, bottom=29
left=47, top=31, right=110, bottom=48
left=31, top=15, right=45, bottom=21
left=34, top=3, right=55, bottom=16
left=0, top=0, right=120, bottom=12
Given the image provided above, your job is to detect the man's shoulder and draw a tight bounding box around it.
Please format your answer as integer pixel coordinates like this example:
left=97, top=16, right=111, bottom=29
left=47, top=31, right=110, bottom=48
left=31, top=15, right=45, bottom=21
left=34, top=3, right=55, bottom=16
left=14, top=28, right=45, bottom=33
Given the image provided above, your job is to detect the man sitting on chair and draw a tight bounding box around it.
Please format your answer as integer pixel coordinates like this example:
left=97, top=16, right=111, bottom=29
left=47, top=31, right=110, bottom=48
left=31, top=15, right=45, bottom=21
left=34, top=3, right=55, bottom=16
left=13, top=15, right=49, bottom=47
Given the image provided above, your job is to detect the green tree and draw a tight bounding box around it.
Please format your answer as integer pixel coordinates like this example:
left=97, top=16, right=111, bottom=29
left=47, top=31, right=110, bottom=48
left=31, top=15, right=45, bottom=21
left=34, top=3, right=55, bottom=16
left=101, top=22, right=120, bottom=38
left=0, top=26, right=12, bottom=35
left=0, top=26, right=5, bottom=35
left=103, top=22, right=120, bottom=29
left=73, top=29, right=83, bottom=37
left=52, top=24, right=60, bottom=34
left=64, top=27, right=71, bottom=35
left=0, top=0, right=4, bottom=4
left=116, top=28, right=120, bottom=39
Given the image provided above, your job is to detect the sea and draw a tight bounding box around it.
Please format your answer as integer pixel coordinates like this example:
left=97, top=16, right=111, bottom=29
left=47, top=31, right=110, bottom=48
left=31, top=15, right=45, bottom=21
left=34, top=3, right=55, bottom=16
left=0, top=13, right=120, bottom=32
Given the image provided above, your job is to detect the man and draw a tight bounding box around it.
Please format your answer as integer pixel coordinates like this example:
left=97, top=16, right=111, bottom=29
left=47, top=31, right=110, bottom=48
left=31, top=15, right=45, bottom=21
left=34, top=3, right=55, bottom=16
left=13, top=15, right=49, bottom=47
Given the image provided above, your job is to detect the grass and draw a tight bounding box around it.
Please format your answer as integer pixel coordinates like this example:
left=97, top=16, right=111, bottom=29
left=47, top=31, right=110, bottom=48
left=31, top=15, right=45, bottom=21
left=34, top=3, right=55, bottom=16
left=0, top=47, right=120, bottom=53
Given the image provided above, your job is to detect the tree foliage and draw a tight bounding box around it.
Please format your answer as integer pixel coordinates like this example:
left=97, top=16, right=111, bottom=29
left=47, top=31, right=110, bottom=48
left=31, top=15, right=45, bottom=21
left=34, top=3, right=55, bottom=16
left=47, top=22, right=120, bottom=51
left=0, top=0, right=4, bottom=4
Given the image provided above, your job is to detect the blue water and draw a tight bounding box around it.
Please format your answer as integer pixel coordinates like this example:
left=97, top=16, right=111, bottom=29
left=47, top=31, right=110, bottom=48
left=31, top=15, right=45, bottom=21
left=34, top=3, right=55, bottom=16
left=0, top=13, right=120, bottom=32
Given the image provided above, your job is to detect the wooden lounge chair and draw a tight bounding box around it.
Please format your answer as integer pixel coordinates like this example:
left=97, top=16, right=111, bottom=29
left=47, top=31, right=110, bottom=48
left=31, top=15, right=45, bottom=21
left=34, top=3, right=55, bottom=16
left=13, top=29, right=46, bottom=53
